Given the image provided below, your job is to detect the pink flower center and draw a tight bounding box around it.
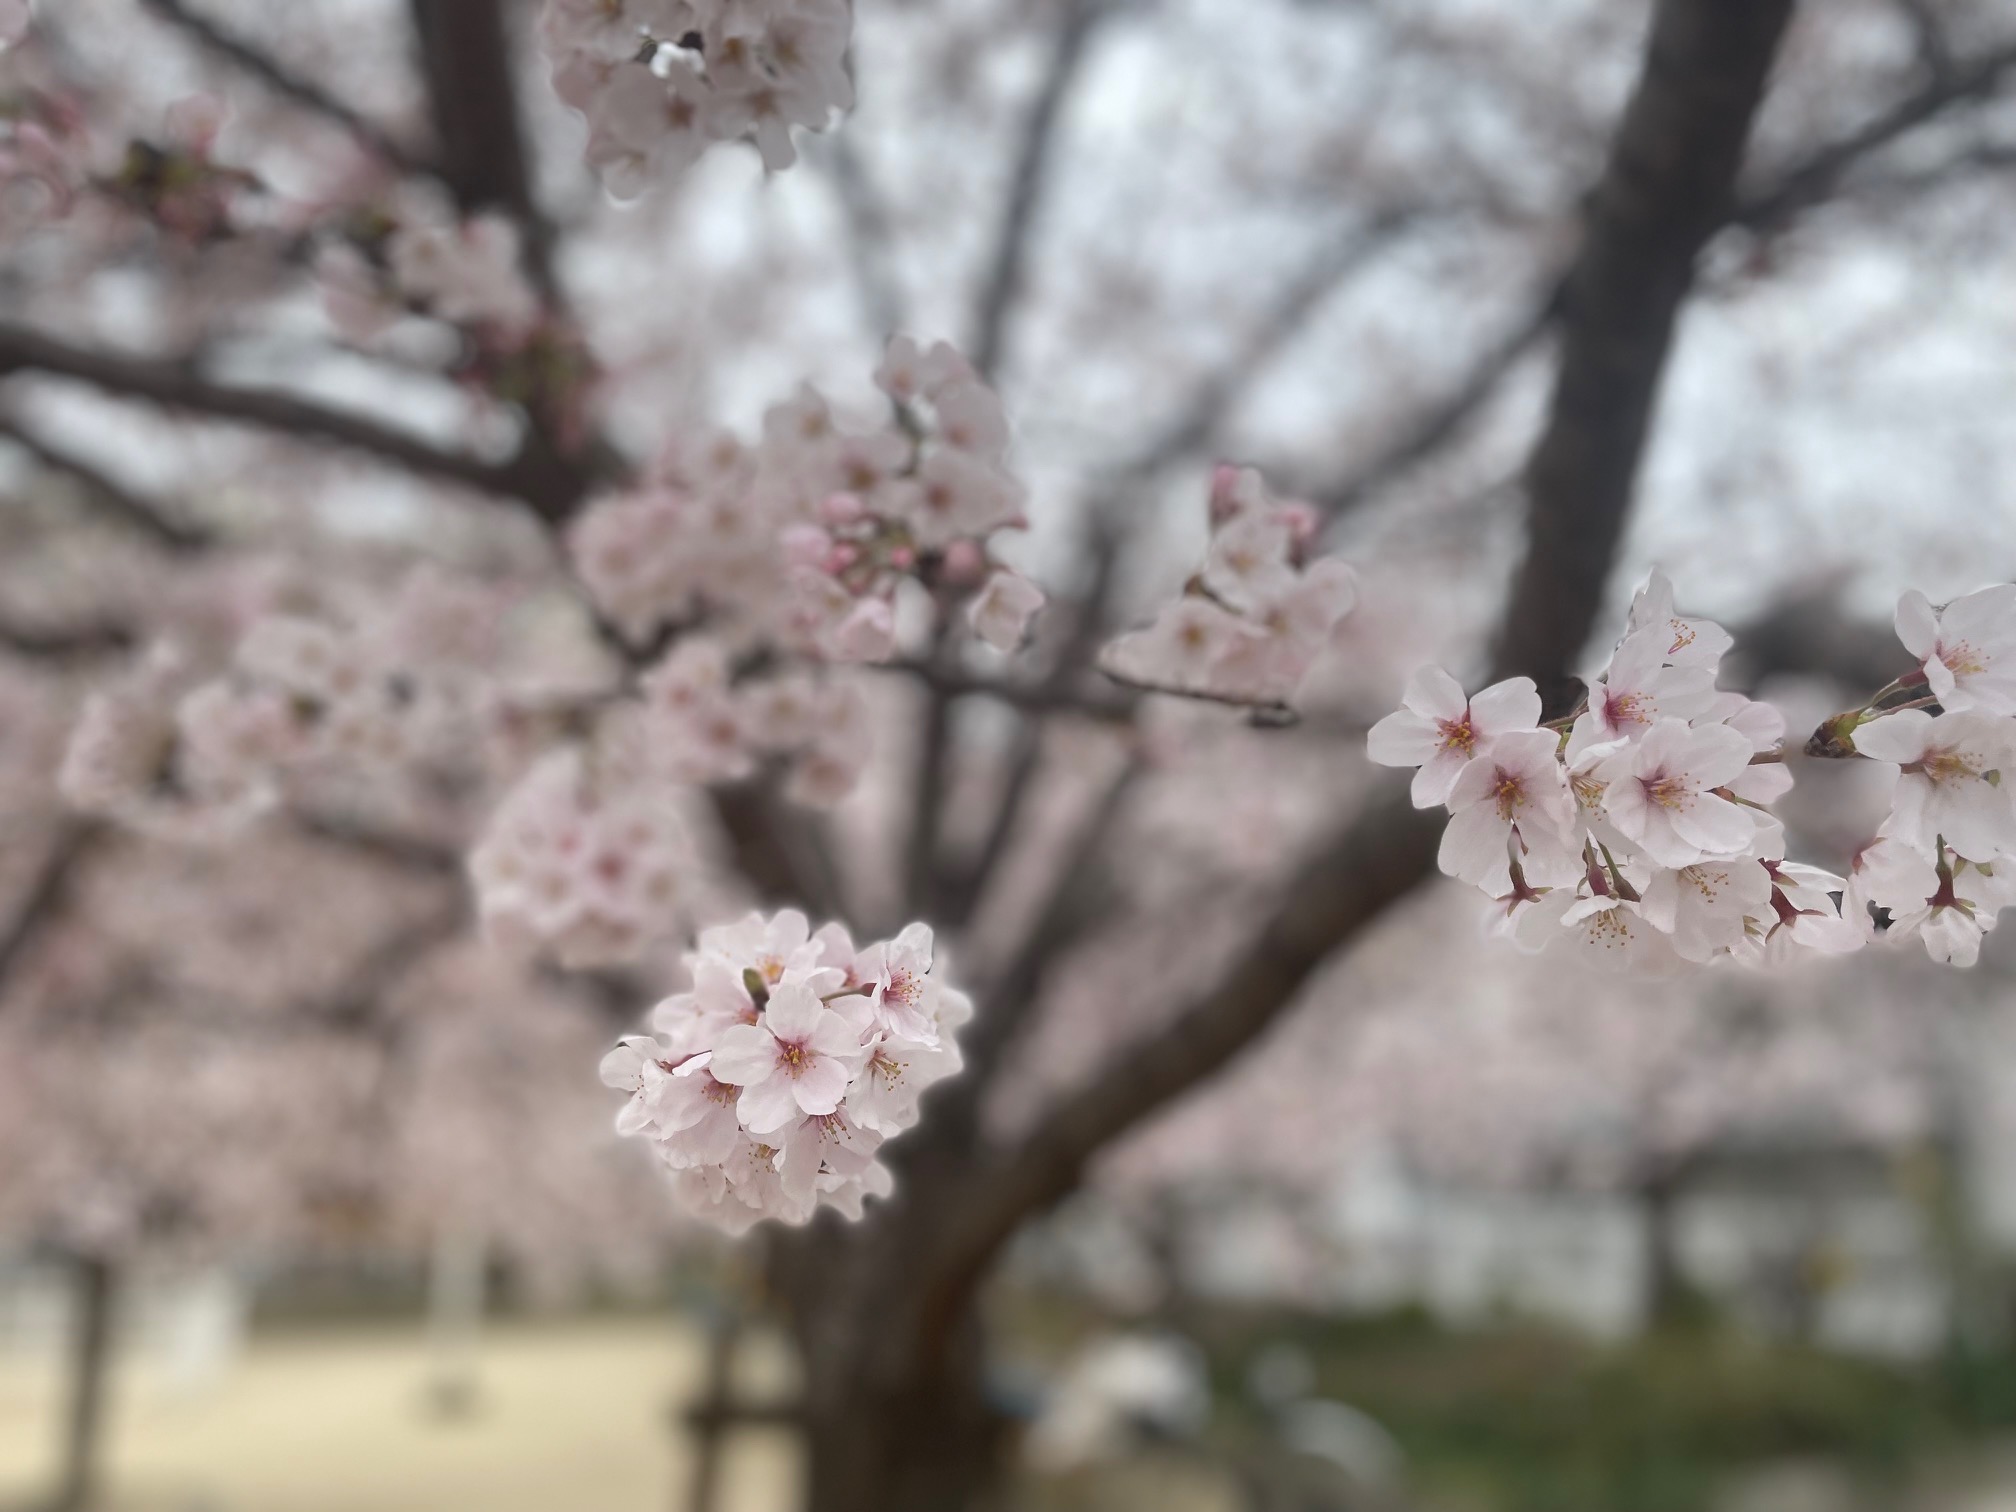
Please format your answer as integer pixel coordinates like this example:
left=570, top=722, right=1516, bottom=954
left=1641, top=772, right=1689, bottom=810
left=1436, top=713, right=1477, bottom=755
left=1604, top=688, right=1649, bottom=728
left=1919, top=748, right=1981, bottom=785
left=1939, top=638, right=1987, bottom=677
left=1491, top=773, right=1525, bottom=821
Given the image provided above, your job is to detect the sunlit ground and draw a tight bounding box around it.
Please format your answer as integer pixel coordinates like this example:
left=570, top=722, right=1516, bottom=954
left=0, top=1317, right=800, bottom=1512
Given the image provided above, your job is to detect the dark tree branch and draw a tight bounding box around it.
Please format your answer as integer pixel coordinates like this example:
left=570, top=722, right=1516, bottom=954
left=937, top=519, right=1133, bottom=928
left=292, top=812, right=463, bottom=877
left=408, top=0, right=560, bottom=300
left=0, top=412, right=210, bottom=552
left=901, top=641, right=956, bottom=920
left=1304, top=34, right=2016, bottom=526
left=916, top=0, right=1800, bottom=1347
left=1104, top=207, right=1432, bottom=485
left=1731, top=37, right=2016, bottom=234
left=821, top=133, right=909, bottom=340
left=1493, top=0, right=1798, bottom=691
left=969, top=0, right=1110, bottom=380
left=0, top=324, right=589, bottom=517
left=1889, top=0, right=1955, bottom=80
left=948, top=756, right=1143, bottom=1094
left=0, top=619, right=134, bottom=660
left=0, top=822, right=101, bottom=1009
left=141, top=0, right=430, bottom=177
left=1313, top=284, right=1562, bottom=520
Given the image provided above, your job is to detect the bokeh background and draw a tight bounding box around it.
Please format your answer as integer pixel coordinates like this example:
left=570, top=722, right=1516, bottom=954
left=4, top=0, right=2016, bottom=1509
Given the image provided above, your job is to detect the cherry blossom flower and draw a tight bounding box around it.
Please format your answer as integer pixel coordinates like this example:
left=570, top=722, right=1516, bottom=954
left=1850, top=709, right=2016, bottom=862
left=1896, top=585, right=2016, bottom=715
left=1567, top=626, right=1718, bottom=757
left=709, top=979, right=865, bottom=1132
left=541, top=0, right=854, bottom=190
left=1847, top=837, right=2014, bottom=966
left=1366, top=668, right=1542, bottom=807
left=846, top=1036, right=962, bottom=1135
left=1100, top=467, right=1358, bottom=709
left=864, top=922, right=942, bottom=1045
left=1625, top=570, right=1733, bottom=670
left=604, top=909, right=969, bottom=1229
left=1756, top=862, right=1862, bottom=960
left=1437, top=729, right=1577, bottom=893
left=968, top=570, right=1046, bottom=653
left=1639, top=856, right=1771, bottom=962
left=1596, top=719, right=1757, bottom=868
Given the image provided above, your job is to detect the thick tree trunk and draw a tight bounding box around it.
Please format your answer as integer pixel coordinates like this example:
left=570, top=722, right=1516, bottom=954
left=794, top=1306, right=1009, bottom=1512
left=49, top=1251, right=116, bottom=1512
left=771, top=1191, right=1015, bottom=1512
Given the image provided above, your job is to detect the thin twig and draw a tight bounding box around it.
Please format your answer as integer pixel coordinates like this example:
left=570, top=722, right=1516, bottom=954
left=969, top=0, right=1111, bottom=379
left=141, top=0, right=430, bottom=177
left=0, top=323, right=588, bottom=517
left=0, top=410, right=210, bottom=551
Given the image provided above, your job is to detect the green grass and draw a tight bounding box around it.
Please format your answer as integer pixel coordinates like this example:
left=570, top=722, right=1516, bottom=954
left=1142, top=1304, right=2016, bottom=1512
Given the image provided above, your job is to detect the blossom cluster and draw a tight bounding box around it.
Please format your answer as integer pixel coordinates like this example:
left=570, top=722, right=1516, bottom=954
left=599, top=910, right=968, bottom=1233
left=540, top=0, right=852, bottom=192
left=315, top=208, right=595, bottom=450
left=0, top=78, right=248, bottom=242
left=317, top=212, right=541, bottom=346
left=468, top=641, right=874, bottom=965
left=1099, top=465, right=1359, bottom=708
left=60, top=569, right=504, bottom=838
left=568, top=335, right=1040, bottom=663
left=1842, top=585, right=2016, bottom=966
left=1371, top=573, right=1857, bottom=970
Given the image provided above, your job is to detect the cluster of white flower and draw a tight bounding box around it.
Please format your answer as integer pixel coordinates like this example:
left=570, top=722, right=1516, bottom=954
left=60, top=570, right=502, bottom=837
left=469, top=747, right=698, bottom=968
left=1099, top=465, right=1359, bottom=708
left=540, top=0, right=852, bottom=192
left=1842, top=585, right=2016, bottom=967
left=1371, top=573, right=1858, bottom=971
left=466, top=635, right=873, bottom=966
left=568, top=336, right=1039, bottom=661
left=317, top=211, right=541, bottom=346
left=599, top=909, right=968, bottom=1233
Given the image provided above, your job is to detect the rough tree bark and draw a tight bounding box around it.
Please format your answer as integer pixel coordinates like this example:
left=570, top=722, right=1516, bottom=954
left=766, top=2, right=1798, bottom=1508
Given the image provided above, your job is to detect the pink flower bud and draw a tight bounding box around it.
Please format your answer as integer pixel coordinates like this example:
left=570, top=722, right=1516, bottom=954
left=1208, top=462, right=1246, bottom=525
left=820, top=492, right=867, bottom=527
left=887, top=545, right=917, bottom=572
left=938, top=539, right=987, bottom=589
left=780, top=524, right=834, bottom=571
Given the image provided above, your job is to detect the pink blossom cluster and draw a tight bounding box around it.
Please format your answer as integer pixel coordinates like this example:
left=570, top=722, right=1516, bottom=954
left=469, top=747, right=698, bottom=969
left=1371, top=572, right=1858, bottom=971
left=569, top=336, right=1039, bottom=662
left=540, top=0, right=852, bottom=192
left=467, top=636, right=879, bottom=965
left=599, top=909, right=968, bottom=1233
left=316, top=211, right=541, bottom=347
left=0, top=58, right=85, bottom=229
left=634, top=638, right=870, bottom=801
left=315, top=207, right=597, bottom=448
left=1843, top=585, right=2016, bottom=966
left=1099, top=465, right=1359, bottom=707
left=59, top=569, right=503, bottom=838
